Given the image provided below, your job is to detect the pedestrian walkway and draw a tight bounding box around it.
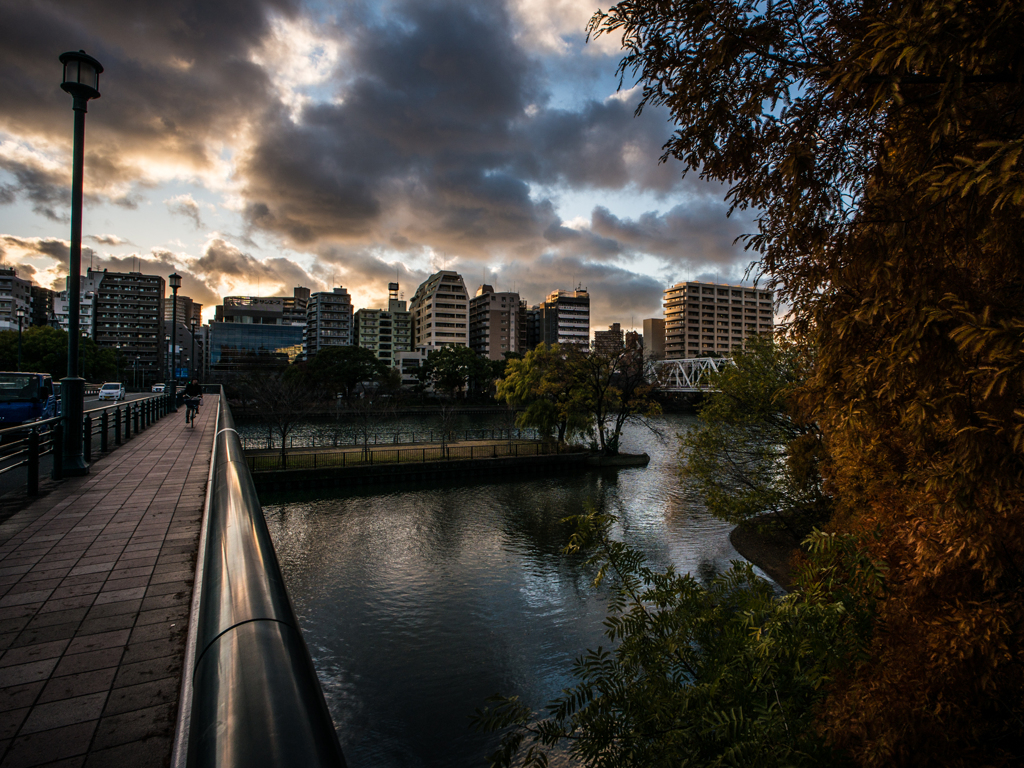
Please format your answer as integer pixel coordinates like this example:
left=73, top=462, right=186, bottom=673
left=0, top=397, right=217, bottom=768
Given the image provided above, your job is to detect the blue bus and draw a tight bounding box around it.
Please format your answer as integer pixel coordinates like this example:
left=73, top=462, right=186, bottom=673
left=0, top=373, right=60, bottom=430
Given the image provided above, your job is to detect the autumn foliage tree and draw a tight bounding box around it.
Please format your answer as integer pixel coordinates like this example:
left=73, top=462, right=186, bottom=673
left=587, top=0, right=1024, bottom=763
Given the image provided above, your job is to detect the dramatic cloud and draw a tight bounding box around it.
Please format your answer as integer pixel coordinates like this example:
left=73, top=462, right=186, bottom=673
left=166, top=194, right=205, bottom=229
left=0, top=0, right=759, bottom=335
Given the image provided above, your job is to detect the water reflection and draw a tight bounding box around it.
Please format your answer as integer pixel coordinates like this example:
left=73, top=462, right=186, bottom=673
left=261, top=414, right=752, bottom=767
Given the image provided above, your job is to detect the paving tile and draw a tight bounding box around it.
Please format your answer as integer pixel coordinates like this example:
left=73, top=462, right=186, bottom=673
left=1, top=719, right=97, bottom=768
left=8, top=623, right=80, bottom=650
left=90, top=702, right=174, bottom=751
left=37, top=668, right=117, bottom=704
left=24, top=608, right=88, bottom=630
left=111, top=655, right=181, bottom=690
left=0, top=640, right=70, bottom=669
left=0, top=658, right=60, bottom=688
left=65, top=630, right=131, bottom=657
left=0, top=682, right=44, bottom=714
left=100, top=677, right=177, bottom=717
left=76, top=613, right=136, bottom=636
left=82, top=734, right=171, bottom=768
left=52, top=647, right=123, bottom=678
left=0, top=706, right=29, bottom=739
left=82, top=599, right=142, bottom=621
left=19, top=691, right=107, bottom=734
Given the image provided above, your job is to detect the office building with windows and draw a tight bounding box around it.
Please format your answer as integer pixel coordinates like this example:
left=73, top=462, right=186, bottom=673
left=593, top=323, right=624, bottom=356
left=0, top=268, right=33, bottom=332
left=663, top=281, right=775, bottom=358
left=468, top=285, right=521, bottom=360
left=410, top=271, right=469, bottom=349
left=208, top=287, right=308, bottom=376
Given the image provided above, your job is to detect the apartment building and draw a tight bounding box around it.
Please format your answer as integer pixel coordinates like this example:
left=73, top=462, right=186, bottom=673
left=468, top=285, right=521, bottom=360
left=54, top=269, right=105, bottom=338
left=663, top=281, right=774, bottom=358
left=30, top=285, right=55, bottom=328
left=593, top=323, right=624, bottom=356
left=354, top=282, right=413, bottom=366
left=410, top=271, right=469, bottom=349
left=0, top=268, right=32, bottom=332
left=305, top=287, right=354, bottom=358
left=539, top=288, right=590, bottom=347
left=92, top=269, right=165, bottom=386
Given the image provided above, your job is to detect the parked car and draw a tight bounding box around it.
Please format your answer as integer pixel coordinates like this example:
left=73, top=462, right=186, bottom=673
left=151, top=383, right=165, bottom=393
left=98, top=382, right=126, bottom=401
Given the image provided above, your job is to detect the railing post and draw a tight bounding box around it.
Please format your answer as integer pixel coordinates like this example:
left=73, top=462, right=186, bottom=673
left=51, top=423, right=63, bottom=481
left=126, top=404, right=133, bottom=439
left=27, top=429, right=39, bottom=496
left=115, top=406, right=122, bottom=445
left=100, top=410, right=108, bottom=453
left=134, top=404, right=140, bottom=434
left=83, top=414, right=92, bottom=463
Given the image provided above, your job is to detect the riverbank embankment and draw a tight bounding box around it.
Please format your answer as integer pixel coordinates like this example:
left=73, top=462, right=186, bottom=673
left=729, top=521, right=802, bottom=590
left=245, top=438, right=650, bottom=492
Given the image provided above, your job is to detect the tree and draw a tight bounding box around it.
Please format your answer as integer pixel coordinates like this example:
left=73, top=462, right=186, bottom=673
left=680, top=335, right=827, bottom=537
left=589, top=0, right=1024, bottom=762
left=423, top=344, right=490, bottom=399
left=495, top=343, right=589, bottom=444
left=476, top=513, right=884, bottom=768
left=0, top=327, right=116, bottom=381
left=237, top=368, right=316, bottom=469
left=304, top=345, right=386, bottom=405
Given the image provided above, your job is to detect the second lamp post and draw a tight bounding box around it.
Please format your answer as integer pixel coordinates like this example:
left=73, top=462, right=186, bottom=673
left=166, top=273, right=181, bottom=412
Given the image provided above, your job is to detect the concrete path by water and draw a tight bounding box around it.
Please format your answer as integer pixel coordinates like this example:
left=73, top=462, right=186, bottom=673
left=0, top=397, right=217, bottom=768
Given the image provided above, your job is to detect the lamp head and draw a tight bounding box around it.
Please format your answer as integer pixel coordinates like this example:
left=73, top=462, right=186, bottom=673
left=169, top=273, right=182, bottom=290
left=60, top=50, right=103, bottom=102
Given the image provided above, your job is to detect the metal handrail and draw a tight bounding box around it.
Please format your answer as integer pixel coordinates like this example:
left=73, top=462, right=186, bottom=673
left=184, top=389, right=346, bottom=768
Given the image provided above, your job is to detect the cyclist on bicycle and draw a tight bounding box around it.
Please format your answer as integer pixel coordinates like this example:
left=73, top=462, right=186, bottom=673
left=183, top=379, right=203, bottom=424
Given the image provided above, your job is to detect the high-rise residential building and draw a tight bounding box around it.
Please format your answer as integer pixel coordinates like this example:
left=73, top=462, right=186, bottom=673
left=643, top=318, right=665, bottom=360
left=165, top=295, right=202, bottom=329
left=469, top=285, right=521, bottom=360
left=305, top=287, right=354, bottom=358
left=30, top=285, right=55, bottom=328
left=55, top=269, right=105, bottom=338
left=0, top=268, right=32, bottom=332
left=663, top=281, right=774, bottom=358
left=354, top=282, right=413, bottom=366
left=539, top=288, right=590, bottom=347
left=410, top=271, right=469, bottom=349
left=524, top=305, right=541, bottom=350
left=593, top=323, right=624, bottom=356
left=92, top=269, right=165, bottom=386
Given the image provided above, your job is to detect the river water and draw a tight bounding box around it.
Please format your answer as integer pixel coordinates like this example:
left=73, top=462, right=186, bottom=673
left=259, top=413, right=754, bottom=767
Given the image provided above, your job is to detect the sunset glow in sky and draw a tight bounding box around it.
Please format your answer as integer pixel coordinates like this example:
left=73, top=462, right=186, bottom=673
left=0, top=0, right=762, bottom=329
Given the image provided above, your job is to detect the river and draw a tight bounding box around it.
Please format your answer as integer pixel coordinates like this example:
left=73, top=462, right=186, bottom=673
left=257, top=413, right=757, bottom=767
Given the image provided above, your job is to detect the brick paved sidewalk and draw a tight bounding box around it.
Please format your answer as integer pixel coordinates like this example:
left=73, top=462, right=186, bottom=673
left=0, top=397, right=217, bottom=768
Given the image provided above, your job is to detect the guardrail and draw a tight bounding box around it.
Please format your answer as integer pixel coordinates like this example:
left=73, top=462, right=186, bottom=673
left=240, top=426, right=539, bottom=451
left=0, top=394, right=169, bottom=494
left=246, top=439, right=561, bottom=472
left=181, top=389, right=346, bottom=768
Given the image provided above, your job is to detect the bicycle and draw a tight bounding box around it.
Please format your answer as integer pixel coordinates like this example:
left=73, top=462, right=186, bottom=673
left=184, top=396, right=202, bottom=426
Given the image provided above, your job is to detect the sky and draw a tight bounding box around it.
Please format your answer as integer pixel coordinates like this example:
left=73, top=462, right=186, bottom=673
left=0, top=0, right=762, bottom=331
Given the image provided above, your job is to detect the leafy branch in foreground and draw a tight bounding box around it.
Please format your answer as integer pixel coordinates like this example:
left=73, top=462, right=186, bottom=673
left=474, top=512, right=884, bottom=768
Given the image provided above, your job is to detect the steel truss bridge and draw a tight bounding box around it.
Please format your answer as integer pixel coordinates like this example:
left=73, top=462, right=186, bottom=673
left=653, top=357, right=734, bottom=392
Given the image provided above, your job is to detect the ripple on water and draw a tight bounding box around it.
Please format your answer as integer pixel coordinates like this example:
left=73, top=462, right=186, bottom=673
left=262, top=415, right=753, bottom=767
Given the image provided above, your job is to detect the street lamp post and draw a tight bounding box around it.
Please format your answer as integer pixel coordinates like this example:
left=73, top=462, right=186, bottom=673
left=167, top=273, right=181, bottom=412
left=15, top=307, right=26, bottom=372
left=59, top=50, right=103, bottom=476
left=189, top=319, right=197, bottom=381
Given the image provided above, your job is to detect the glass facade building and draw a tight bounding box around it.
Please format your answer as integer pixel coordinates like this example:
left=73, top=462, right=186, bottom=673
left=208, top=322, right=305, bottom=374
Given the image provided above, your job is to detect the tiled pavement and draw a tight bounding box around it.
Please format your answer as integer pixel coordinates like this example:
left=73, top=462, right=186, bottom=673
left=0, top=397, right=217, bottom=768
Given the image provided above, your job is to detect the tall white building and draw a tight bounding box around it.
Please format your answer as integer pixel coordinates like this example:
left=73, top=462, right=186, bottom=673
left=354, top=282, right=413, bottom=366
left=54, top=269, right=105, bottom=338
left=539, top=288, right=590, bottom=347
left=410, top=271, right=469, bottom=349
left=663, top=281, right=774, bottom=358
left=305, top=287, right=354, bottom=358
left=469, top=285, right=521, bottom=360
